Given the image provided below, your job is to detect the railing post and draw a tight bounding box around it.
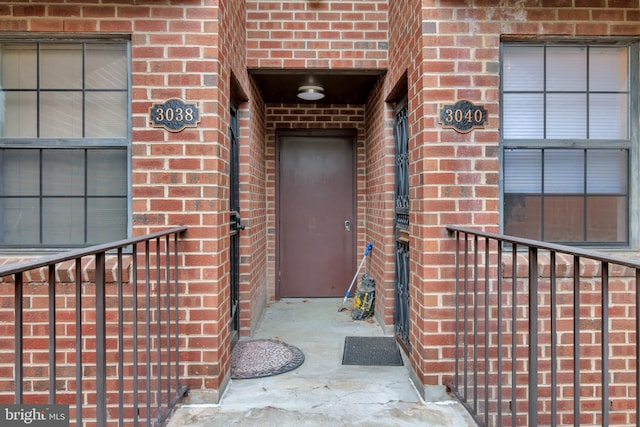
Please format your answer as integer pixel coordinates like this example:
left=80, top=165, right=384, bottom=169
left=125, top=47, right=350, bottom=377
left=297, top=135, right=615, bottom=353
left=602, top=262, right=609, bottom=426
left=133, top=244, right=140, bottom=426
left=14, top=272, right=23, bottom=404
left=574, top=255, right=580, bottom=427
left=117, top=248, right=125, bottom=426
left=156, top=237, right=162, bottom=424
left=174, top=232, right=181, bottom=392
left=636, top=268, right=640, bottom=427
left=463, top=233, right=469, bottom=402
left=145, top=241, right=152, bottom=426
left=528, top=247, right=538, bottom=427
left=550, top=252, right=557, bottom=427
left=497, top=241, right=503, bottom=427
left=511, top=243, right=517, bottom=427
left=95, top=252, right=107, bottom=426
left=473, top=235, right=479, bottom=414
left=484, top=237, right=490, bottom=427
left=48, top=264, right=56, bottom=404
left=165, top=234, right=172, bottom=417
left=454, top=230, right=460, bottom=393
left=75, top=258, right=83, bottom=427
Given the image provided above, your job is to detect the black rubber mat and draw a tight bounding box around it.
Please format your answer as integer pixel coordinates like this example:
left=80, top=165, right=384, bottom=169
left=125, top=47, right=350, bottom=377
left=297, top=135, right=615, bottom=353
left=342, top=336, right=403, bottom=366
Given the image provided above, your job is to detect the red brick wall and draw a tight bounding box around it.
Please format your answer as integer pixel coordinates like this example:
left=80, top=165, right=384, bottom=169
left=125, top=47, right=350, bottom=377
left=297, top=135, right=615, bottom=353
left=361, top=76, right=396, bottom=328
left=409, top=0, right=501, bottom=390
left=387, top=0, right=420, bottom=90
left=246, top=0, right=388, bottom=70
left=409, top=0, right=640, bottom=399
left=238, top=85, right=269, bottom=334
left=0, top=0, right=233, bottom=399
left=130, top=0, right=228, bottom=395
left=3, top=0, right=640, bottom=415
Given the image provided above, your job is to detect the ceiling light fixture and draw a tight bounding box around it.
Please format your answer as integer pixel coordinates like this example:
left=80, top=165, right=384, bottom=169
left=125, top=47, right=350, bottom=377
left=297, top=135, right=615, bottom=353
left=297, top=84, right=325, bottom=101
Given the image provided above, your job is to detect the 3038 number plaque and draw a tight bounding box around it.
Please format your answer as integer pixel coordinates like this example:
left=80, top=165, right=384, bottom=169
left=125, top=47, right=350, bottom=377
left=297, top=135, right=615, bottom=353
left=150, top=98, right=200, bottom=132
left=439, top=100, right=487, bottom=133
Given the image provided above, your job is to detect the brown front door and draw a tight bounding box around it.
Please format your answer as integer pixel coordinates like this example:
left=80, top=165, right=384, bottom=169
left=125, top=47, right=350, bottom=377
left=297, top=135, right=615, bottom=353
left=277, top=131, right=356, bottom=298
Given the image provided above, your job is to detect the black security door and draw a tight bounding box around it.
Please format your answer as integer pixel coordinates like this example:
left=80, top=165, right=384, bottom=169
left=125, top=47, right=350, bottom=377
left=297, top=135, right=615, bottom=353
left=229, top=106, right=243, bottom=345
left=394, top=100, right=410, bottom=351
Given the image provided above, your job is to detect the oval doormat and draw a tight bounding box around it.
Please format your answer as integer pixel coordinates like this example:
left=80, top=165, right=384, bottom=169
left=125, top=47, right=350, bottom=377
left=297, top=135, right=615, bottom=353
left=231, top=339, right=305, bottom=379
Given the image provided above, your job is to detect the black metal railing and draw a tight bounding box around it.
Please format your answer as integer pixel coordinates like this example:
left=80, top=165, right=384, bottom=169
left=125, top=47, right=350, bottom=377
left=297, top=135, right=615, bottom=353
left=447, top=225, right=639, bottom=427
left=0, top=226, right=188, bottom=426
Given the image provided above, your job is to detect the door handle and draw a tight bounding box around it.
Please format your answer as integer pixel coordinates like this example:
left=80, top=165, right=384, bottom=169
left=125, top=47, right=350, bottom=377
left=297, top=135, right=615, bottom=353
left=344, top=220, right=351, bottom=232
left=231, top=212, right=246, bottom=231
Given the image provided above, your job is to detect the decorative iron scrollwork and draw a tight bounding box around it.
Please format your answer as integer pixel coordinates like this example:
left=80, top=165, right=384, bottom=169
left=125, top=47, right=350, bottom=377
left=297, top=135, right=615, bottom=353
left=394, top=101, right=410, bottom=350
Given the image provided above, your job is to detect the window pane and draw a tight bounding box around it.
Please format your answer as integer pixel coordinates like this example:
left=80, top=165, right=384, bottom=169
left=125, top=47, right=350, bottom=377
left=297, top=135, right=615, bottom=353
left=85, top=92, right=127, bottom=138
left=586, top=149, right=626, bottom=193
left=589, top=93, right=628, bottom=139
left=42, top=150, right=85, bottom=196
left=0, top=43, right=37, bottom=89
left=42, top=198, right=84, bottom=244
left=87, top=149, right=127, bottom=195
left=504, top=194, right=541, bottom=240
left=40, top=44, right=82, bottom=90
left=502, top=45, right=543, bottom=91
left=544, top=196, right=584, bottom=242
left=503, top=94, right=544, bottom=139
left=547, top=46, right=587, bottom=91
left=40, top=92, right=82, bottom=138
left=86, top=44, right=127, bottom=90
left=2, top=92, right=37, bottom=137
left=1, top=198, right=39, bottom=244
left=501, top=42, right=632, bottom=246
left=546, top=93, right=586, bottom=138
left=504, top=149, right=542, bottom=193
left=87, top=198, right=127, bottom=243
left=544, top=149, right=584, bottom=193
left=590, top=46, right=628, bottom=92
left=1, top=149, right=40, bottom=196
left=586, top=196, right=626, bottom=242
left=0, top=41, right=129, bottom=248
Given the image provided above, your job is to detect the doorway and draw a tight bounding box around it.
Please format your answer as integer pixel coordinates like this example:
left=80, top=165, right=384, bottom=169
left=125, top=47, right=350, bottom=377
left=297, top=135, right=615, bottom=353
left=277, top=130, right=356, bottom=298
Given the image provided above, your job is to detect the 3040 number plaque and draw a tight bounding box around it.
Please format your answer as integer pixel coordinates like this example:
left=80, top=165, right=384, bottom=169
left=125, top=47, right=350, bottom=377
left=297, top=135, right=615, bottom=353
left=439, top=100, right=487, bottom=133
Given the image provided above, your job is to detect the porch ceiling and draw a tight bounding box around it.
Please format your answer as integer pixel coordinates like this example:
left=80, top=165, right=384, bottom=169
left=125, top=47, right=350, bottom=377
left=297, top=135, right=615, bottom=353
left=248, top=69, right=385, bottom=104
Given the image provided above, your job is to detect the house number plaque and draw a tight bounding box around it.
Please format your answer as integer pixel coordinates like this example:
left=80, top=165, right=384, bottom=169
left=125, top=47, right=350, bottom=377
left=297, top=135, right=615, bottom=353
left=149, top=98, right=200, bottom=132
left=439, top=100, right=487, bottom=133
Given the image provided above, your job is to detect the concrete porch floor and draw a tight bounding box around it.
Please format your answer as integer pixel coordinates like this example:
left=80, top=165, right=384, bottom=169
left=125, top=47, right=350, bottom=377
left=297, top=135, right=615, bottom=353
left=167, top=298, right=477, bottom=427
